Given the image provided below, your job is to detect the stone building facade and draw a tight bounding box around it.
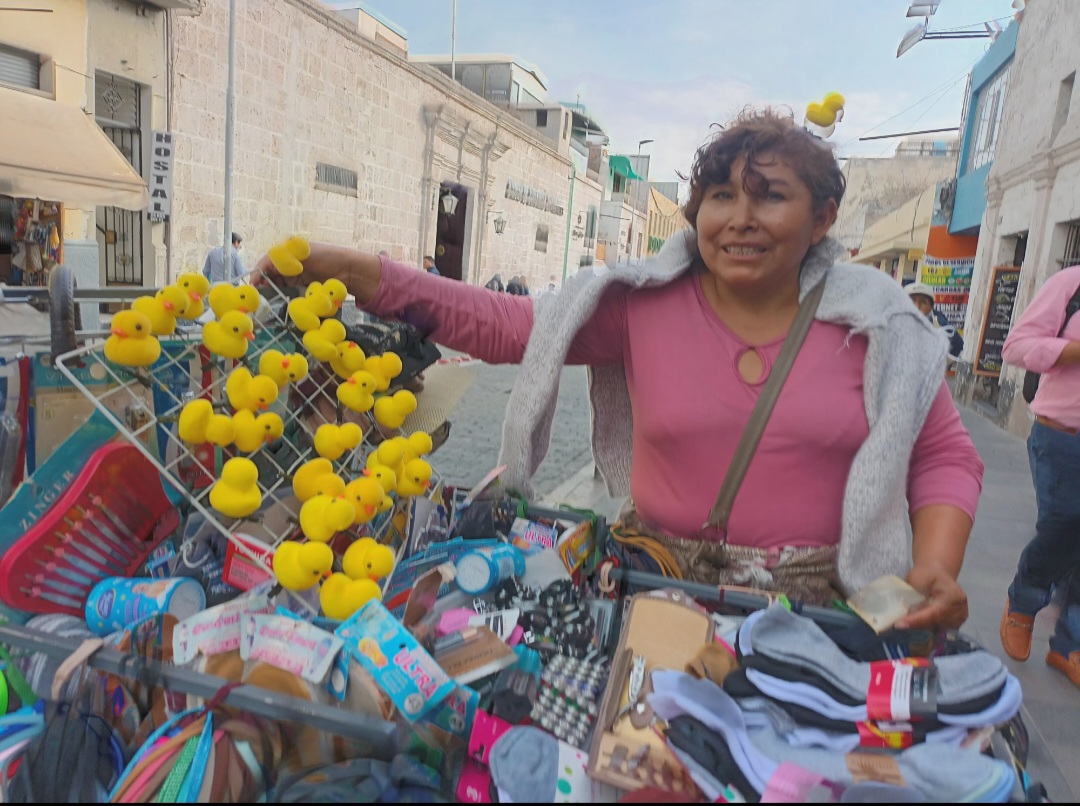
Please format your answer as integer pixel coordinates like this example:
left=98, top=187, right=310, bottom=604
left=167, top=0, right=576, bottom=291
left=953, top=0, right=1080, bottom=437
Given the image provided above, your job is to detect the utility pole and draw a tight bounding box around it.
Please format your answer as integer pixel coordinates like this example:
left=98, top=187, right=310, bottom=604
left=450, top=0, right=457, bottom=82
left=223, top=0, right=237, bottom=278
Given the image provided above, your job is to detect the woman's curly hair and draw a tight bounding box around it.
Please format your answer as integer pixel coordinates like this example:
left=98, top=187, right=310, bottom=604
left=682, top=107, right=846, bottom=228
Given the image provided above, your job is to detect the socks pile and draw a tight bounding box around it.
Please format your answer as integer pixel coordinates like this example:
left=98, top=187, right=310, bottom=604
left=649, top=670, right=1016, bottom=803
left=646, top=605, right=1022, bottom=803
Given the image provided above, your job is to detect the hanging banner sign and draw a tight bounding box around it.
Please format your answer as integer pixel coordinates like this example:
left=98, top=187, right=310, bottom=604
left=148, top=130, right=175, bottom=222
left=919, top=256, right=974, bottom=334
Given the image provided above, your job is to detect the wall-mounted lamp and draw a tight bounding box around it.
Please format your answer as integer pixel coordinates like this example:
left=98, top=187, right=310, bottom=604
left=493, top=211, right=508, bottom=235
left=440, top=190, right=459, bottom=216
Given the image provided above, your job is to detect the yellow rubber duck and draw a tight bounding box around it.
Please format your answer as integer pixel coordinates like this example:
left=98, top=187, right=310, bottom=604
left=402, top=431, right=434, bottom=464
left=328, top=341, right=367, bottom=380
left=324, top=279, right=349, bottom=312
left=236, top=285, right=261, bottom=314
left=373, top=389, right=417, bottom=430
left=319, top=573, right=381, bottom=621
left=208, top=284, right=243, bottom=319
left=299, top=493, right=356, bottom=542
left=209, top=457, right=262, bottom=518
left=202, top=310, right=254, bottom=359
left=370, top=439, right=405, bottom=470
left=104, top=310, right=161, bottom=367
left=267, top=236, right=311, bottom=278
left=258, top=349, right=310, bottom=388
left=225, top=366, right=279, bottom=413
left=302, top=318, right=346, bottom=360
left=272, top=540, right=333, bottom=591
left=396, top=458, right=432, bottom=498
left=133, top=286, right=190, bottom=335
left=364, top=352, right=404, bottom=392
left=175, top=273, right=210, bottom=319
left=363, top=462, right=397, bottom=494
left=313, top=422, right=363, bottom=461
left=304, top=282, right=335, bottom=317
left=232, top=409, right=284, bottom=452
left=292, top=458, right=346, bottom=502
left=342, top=536, right=395, bottom=581
left=343, top=477, right=385, bottom=524
left=177, top=399, right=236, bottom=446
left=337, top=370, right=378, bottom=413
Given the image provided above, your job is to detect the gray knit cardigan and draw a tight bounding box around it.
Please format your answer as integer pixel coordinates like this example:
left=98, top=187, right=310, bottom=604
left=497, top=229, right=950, bottom=592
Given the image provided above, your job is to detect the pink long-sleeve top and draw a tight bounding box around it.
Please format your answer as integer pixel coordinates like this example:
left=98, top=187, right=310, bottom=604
left=366, top=258, right=983, bottom=548
left=1002, top=264, right=1080, bottom=430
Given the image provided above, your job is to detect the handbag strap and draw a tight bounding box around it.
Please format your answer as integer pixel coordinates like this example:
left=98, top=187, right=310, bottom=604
left=705, top=279, right=827, bottom=534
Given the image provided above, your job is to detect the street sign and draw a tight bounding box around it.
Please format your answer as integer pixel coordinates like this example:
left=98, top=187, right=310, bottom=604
left=148, top=130, right=175, bottom=222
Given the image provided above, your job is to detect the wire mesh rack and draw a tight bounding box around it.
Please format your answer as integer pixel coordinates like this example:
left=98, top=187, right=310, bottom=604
left=52, top=268, right=454, bottom=610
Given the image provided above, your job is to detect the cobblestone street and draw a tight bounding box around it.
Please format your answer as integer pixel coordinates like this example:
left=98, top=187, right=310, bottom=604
left=429, top=358, right=594, bottom=497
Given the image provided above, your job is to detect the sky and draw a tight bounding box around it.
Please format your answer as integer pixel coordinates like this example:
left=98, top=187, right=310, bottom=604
left=356, top=0, right=1019, bottom=183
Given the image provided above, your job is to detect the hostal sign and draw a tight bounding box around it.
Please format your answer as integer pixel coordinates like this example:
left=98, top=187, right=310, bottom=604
left=505, top=179, right=564, bottom=217
left=149, top=131, right=175, bottom=222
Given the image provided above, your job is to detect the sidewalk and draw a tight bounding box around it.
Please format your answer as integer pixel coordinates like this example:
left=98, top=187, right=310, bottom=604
left=542, top=407, right=1080, bottom=800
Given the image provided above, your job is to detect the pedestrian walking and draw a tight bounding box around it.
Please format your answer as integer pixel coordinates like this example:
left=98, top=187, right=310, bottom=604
left=485, top=274, right=505, bottom=292
left=999, top=264, right=1080, bottom=687
left=422, top=256, right=441, bottom=276
left=505, top=276, right=524, bottom=295
left=203, top=232, right=246, bottom=284
left=907, top=282, right=964, bottom=359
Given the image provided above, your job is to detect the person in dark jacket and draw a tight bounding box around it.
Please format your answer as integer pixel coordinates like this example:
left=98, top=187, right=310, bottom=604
left=485, top=274, right=505, bottom=292
left=506, top=276, right=524, bottom=295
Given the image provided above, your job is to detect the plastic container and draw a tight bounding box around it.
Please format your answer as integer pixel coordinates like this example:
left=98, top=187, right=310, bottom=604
left=85, top=577, right=207, bottom=636
left=454, top=544, right=525, bottom=595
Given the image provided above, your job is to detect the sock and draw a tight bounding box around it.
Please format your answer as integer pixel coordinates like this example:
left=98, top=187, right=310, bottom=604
left=744, top=668, right=1023, bottom=729
left=666, top=716, right=760, bottom=801
left=725, top=670, right=870, bottom=734
left=742, top=653, right=1006, bottom=715
left=651, top=671, right=1015, bottom=803
left=745, top=606, right=1007, bottom=706
left=738, top=697, right=971, bottom=752
left=488, top=726, right=558, bottom=802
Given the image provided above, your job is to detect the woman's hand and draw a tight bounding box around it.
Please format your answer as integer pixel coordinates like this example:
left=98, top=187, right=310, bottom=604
left=251, top=241, right=382, bottom=303
left=895, top=561, right=969, bottom=631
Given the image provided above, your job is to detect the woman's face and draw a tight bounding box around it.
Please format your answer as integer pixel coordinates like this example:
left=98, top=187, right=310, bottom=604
left=695, top=153, right=837, bottom=297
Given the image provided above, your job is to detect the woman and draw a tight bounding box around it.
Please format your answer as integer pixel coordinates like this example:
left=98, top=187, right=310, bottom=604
left=257, top=109, right=983, bottom=630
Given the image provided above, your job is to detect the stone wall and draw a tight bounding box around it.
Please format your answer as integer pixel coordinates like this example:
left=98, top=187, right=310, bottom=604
left=168, top=0, right=573, bottom=292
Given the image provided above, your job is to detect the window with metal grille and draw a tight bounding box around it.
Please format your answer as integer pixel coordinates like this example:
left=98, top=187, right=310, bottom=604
left=95, top=72, right=145, bottom=286
left=316, top=163, right=358, bottom=196
left=0, top=43, right=40, bottom=90
left=1061, top=223, right=1080, bottom=267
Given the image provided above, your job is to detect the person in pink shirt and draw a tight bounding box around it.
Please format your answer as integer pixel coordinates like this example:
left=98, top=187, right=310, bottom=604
left=1000, top=265, right=1080, bottom=688
left=257, top=109, right=983, bottom=629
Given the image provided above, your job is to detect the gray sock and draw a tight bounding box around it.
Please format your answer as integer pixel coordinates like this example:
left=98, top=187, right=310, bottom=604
left=748, top=723, right=1011, bottom=802
left=748, top=606, right=1007, bottom=705
left=489, top=726, right=559, bottom=802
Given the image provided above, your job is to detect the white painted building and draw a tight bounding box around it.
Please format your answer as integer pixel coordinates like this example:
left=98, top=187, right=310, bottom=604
left=167, top=0, right=580, bottom=293
left=0, top=0, right=178, bottom=301
left=953, top=0, right=1080, bottom=437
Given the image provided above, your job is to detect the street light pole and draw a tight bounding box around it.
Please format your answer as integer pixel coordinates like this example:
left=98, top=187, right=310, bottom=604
left=223, top=0, right=237, bottom=278
left=450, top=0, right=457, bottom=82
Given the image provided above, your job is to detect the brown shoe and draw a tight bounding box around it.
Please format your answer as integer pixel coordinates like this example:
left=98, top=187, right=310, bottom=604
left=1000, top=600, right=1035, bottom=661
left=1046, top=650, right=1080, bottom=688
